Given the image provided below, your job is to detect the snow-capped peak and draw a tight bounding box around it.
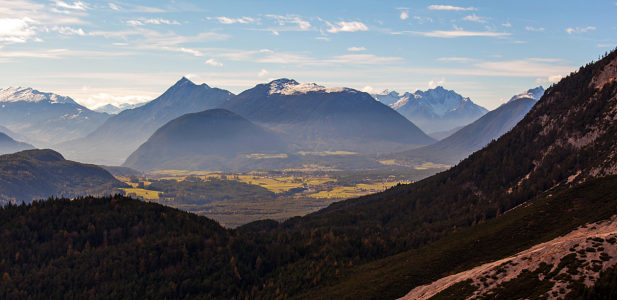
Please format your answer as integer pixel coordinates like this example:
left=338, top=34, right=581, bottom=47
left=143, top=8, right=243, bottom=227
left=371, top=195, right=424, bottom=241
left=268, top=79, right=352, bottom=95
left=0, top=87, right=76, bottom=104
left=507, top=86, right=545, bottom=103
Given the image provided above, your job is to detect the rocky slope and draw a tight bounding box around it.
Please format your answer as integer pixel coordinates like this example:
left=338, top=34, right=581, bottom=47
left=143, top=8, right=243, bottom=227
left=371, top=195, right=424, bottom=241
left=53, top=77, right=235, bottom=165
left=400, top=217, right=617, bottom=299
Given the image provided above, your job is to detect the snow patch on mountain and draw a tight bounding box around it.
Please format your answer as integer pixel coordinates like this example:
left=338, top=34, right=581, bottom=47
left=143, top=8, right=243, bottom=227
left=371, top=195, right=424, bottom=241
left=0, top=87, right=76, bottom=104
left=268, top=79, right=353, bottom=95
left=507, top=86, right=545, bottom=103
left=371, top=90, right=401, bottom=106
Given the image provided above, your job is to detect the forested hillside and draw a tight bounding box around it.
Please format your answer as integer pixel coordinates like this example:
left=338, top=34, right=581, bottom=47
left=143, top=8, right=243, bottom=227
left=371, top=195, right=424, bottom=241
left=0, top=149, right=128, bottom=205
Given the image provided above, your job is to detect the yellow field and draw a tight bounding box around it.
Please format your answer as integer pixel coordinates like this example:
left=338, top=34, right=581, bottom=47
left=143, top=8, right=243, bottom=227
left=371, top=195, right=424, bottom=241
left=357, top=182, right=402, bottom=190
left=417, top=162, right=451, bottom=170
left=308, top=186, right=367, bottom=199
left=378, top=159, right=397, bottom=165
left=122, top=188, right=160, bottom=199
left=236, top=175, right=303, bottom=192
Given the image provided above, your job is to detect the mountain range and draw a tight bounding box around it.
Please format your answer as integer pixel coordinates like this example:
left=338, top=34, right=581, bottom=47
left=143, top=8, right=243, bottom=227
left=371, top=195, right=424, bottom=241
left=92, top=101, right=150, bottom=115
left=391, top=86, right=544, bottom=165
left=53, top=77, right=235, bottom=165
left=1, top=50, right=617, bottom=299
left=221, top=79, right=435, bottom=153
left=370, top=86, right=489, bottom=133
left=122, top=109, right=289, bottom=172
left=0, top=87, right=110, bottom=146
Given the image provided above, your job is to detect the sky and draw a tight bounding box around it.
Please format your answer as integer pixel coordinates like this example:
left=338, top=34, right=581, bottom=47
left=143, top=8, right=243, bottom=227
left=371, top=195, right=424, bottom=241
left=0, top=0, right=615, bottom=110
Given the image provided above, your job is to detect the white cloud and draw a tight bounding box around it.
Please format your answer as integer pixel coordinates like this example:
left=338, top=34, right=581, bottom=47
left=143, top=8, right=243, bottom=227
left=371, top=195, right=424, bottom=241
left=54, top=1, right=89, bottom=10
left=502, top=22, right=511, bottom=27
left=400, top=11, right=409, bottom=20
left=126, top=20, right=143, bottom=26
left=428, top=5, right=476, bottom=11
left=0, top=18, right=36, bottom=43
left=205, top=58, right=223, bottom=66
left=75, top=93, right=152, bottom=109
left=260, top=49, right=274, bottom=53
left=316, top=37, right=330, bottom=41
left=405, top=30, right=510, bottom=38
left=266, top=15, right=311, bottom=30
left=348, top=46, right=366, bottom=51
left=428, top=77, right=445, bottom=89
left=361, top=86, right=377, bottom=93
left=525, top=26, right=545, bottom=32
left=178, top=47, right=203, bottom=56
left=215, top=16, right=256, bottom=24
left=108, top=3, right=121, bottom=10
left=257, top=69, right=268, bottom=77
left=548, top=75, right=562, bottom=82
left=52, top=25, right=85, bottom=35
left=566, top=26, right=596, bottom=34
left=598, top=44, right=617, bottom=48
left=462, top=14, right=488, bottom=23
left=326, top=21, right=368, bottom=33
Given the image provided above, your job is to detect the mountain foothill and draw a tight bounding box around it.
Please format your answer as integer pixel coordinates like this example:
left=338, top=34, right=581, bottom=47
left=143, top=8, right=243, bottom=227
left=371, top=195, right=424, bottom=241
left=1, top=50, right=617, bottom=299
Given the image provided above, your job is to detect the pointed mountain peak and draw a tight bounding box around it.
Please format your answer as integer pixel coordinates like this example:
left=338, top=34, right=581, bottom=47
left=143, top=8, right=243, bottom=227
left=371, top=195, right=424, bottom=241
left=173, top=77, right=196, bottom=87
left=508, top=86, right=545, bottom=103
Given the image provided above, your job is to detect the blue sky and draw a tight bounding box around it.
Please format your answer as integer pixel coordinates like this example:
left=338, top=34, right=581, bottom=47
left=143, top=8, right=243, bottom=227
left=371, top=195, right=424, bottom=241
left=0, top=0, right=615, bottom=110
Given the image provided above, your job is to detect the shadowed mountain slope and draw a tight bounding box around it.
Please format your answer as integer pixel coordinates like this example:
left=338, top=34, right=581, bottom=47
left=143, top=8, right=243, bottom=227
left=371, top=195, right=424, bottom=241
left=53, top=77, right=235, bottom=165
left=122, top=109, right=289, bottom=172
left=392, top=96, right=538, bottom=165
left=221, top=79, right=435, bottom=153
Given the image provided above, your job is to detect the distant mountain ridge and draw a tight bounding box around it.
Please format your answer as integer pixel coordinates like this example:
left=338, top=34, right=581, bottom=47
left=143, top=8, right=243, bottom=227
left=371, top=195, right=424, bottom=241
left=123, top=109, right=289, bottom=172
left=53, top=77, right=235, bottom=165
left=0, top=87, right=110, bottom=146
left=93, top=101, right=150, bottom=115
left=0, top=132, right=35, bottom=155
left=221, top=79, right=435, bottom=153
left=369, top=86, right=488, bottom=133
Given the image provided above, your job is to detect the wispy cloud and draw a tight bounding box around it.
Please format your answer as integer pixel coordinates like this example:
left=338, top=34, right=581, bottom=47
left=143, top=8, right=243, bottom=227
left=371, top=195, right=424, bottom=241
left=348, top=47, right=366, bottom=51
left=54, top=1, right=89, bottom=10
left=525, top=26, right=545, bottom=32
left=566, top=26, right=596, bottom=34
left=405, top=30, right=510, bottom=38
left=413, top=16, right=433, bottom=24
left=266, top=15, right=311, bottom=30
left=428, top=5, right=476, bottom=11
left=215, top=16, right=257, bottom=24
left=462, top=14, right=488, bottom=23
left=127, top=19, right=180, bottom=26
left=205, top=58, right=223, bottom=66
left=326, top=21, right=368, bottom=33
left=428, top=77, right=445, bottom=89
left=108, top=3, right=121, bottom=10
left=332, top=54, right=402, bottom=65
left=502, top=22, right=511, bottom=27
left=52, top=25, right=86, bottom=35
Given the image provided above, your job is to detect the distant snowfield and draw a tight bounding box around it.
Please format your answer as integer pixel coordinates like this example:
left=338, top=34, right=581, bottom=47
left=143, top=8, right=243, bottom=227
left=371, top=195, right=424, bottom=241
left=0, top=87, right=76, bottom=104
left=269, top=79, right=352, bottom=95
left=399, top=216, right=617, bottom=299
